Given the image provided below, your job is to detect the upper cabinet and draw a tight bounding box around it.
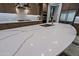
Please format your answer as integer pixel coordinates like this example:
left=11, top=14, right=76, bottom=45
left=62, top=3, right=79, bottom=16
left=62, top=3, right=79, bottom=11
left=0, top=3, right=16, bottom=13
left=69, top=3, right=79, bottom=10
left=62, top=3, right=70, bottom=11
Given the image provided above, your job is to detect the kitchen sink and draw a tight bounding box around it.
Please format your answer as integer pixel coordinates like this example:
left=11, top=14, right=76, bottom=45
left=40, top=24, right=54, bottom=27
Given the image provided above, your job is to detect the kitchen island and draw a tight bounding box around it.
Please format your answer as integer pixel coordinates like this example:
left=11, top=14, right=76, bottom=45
left=0, top=23, right=76, bottom=56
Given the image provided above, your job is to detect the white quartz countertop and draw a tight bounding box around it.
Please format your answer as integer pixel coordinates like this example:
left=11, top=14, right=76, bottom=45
left=0, top=23, right=77, bottom=56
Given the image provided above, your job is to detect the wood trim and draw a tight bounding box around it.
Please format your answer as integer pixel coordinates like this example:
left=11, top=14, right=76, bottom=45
left=0, top=21, right=42, bottom=30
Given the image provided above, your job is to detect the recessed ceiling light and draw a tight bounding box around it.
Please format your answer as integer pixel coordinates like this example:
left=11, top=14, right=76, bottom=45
left=41, top=53, right=44, bottom=56
left=48, top=49, right=52, bottom=52
left=30, top=43, right=34, bottom=47
left=52, top=41, right=58, bottom=44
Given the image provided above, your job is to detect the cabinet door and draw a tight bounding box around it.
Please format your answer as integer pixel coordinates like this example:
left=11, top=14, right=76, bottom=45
left=0, top=3, right=16, bottom=13
left=62, top=3, right=70, bottom=11
left=69, top=3, right=78, bottom=10
left=0, top=4, right=6, bottom=13
left=62, top=3, right=79, bottom=11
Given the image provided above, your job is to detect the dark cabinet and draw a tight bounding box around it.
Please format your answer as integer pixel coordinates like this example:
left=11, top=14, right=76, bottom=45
left=0, top=3, right=16, bottom=13
left=69, top=3, right=79, bottom=10
left=62, top=3, right=79, bottom=16
left=74, top=24, right=79, bottom=35
left=62, top=3, right=79, bottom=11
left=62, top=3, right=70, bottom=11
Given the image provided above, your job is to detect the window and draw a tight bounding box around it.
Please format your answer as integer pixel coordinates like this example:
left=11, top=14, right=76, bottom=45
left=60, top=10, right=76, bottom=23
